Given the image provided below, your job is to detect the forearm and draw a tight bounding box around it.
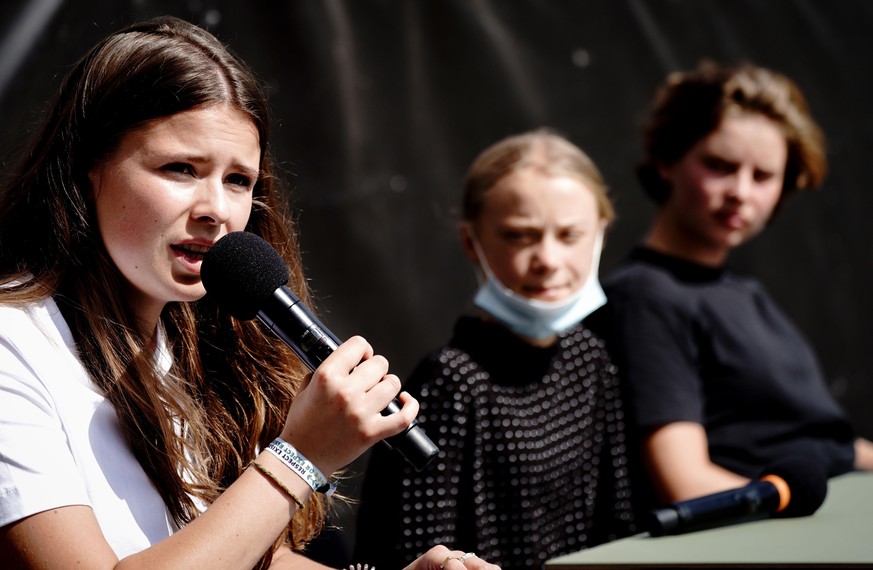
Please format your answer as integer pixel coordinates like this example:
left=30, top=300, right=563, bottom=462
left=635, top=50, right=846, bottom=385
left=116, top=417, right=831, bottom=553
left=644, top=422, right=749, bottom=503
left=656, top=461, right=750, bottom=503
left=119, top=451, right=312, bottom=570
left=269, top=546, right=334, bottom=569
left=854, top=437, right=873, bottom=470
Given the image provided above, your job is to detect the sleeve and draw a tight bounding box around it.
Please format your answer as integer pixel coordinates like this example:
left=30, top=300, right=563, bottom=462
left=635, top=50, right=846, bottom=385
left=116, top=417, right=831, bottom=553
left=354, top=351, right=472, bottom=568
left=604, top=275, right=705, bottom=431
left=0, top=335, right=90, bottom=528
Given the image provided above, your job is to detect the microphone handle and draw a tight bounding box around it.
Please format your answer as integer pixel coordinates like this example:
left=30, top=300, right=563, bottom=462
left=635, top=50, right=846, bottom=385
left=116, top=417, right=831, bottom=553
left=258, top=287, right=440, bottom=471
left=648, top=480, right=781, bottom=536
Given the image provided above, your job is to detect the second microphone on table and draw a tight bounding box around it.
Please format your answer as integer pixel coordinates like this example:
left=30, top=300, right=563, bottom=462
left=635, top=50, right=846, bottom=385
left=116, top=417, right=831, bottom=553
left=647, top=455, right=828, bottom=536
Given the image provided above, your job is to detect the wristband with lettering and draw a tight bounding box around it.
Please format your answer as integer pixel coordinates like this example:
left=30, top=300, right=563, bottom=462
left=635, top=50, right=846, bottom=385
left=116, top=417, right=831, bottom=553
left=265, top=437, right=337, bottom=496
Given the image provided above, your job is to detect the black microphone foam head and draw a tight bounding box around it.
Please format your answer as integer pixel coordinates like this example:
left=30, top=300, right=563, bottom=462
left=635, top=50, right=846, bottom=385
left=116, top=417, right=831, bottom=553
left=761, top=455, right=828, bottom=518
left=201, top=231, right=289, bottom=320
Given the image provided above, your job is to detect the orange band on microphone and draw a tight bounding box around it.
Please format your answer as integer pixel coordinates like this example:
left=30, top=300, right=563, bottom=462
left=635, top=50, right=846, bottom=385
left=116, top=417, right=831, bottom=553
left=761, top=474, right=791, bottom=512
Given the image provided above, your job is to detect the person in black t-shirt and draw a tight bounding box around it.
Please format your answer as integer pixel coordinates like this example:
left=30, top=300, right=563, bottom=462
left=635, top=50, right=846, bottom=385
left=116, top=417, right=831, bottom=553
left=591, top=62, right=873, bottom=512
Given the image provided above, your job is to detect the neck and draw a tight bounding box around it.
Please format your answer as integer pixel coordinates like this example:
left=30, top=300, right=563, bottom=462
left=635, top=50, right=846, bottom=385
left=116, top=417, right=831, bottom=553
left=475, top=310, right=558, bottom=348
left=523, top=333, right=559, bottom=348
left=125, top=291, right=164, bottom=339
left=644, top=218, right=728, bottom=268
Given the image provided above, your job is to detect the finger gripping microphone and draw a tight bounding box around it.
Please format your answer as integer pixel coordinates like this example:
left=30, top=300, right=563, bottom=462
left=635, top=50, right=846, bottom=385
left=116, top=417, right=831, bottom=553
left=647, top=456, right=828, bottom=536
left=201, top=231, right=440, bottom=471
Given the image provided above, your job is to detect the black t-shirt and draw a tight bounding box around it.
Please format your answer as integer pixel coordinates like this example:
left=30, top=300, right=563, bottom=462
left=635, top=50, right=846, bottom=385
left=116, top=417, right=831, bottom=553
left=590, top=247, right=855, bottom=489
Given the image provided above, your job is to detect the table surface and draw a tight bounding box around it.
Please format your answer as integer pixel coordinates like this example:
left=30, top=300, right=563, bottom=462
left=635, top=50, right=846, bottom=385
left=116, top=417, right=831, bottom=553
left=545, top=471, right=873, bottom=569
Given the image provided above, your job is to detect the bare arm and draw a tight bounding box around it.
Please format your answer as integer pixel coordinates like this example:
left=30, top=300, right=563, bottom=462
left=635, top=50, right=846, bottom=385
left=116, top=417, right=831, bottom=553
left=0, top=336, right=420, bottom=570
left=1, top=455, right=312, bottom=570
left=643, top=421, right=750, bottom=503
left=268, top=546, right=334, bottom=569
left=854, top=437, right=873, bottom=471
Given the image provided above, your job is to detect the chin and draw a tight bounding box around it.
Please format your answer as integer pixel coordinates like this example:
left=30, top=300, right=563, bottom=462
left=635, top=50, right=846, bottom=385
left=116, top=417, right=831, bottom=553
left=528, top=290, right=572, bottom=302
left=171, top=282, right=207, bottom=303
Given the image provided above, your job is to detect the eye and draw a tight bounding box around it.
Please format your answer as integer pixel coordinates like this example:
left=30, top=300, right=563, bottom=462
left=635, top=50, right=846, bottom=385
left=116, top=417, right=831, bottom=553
left=163, top=162, right=195, bottom=176
left=753, top=169, right=776, bottom=183
left=560, top=228, right=585, bottom=244
left=225, top=173, right=254, bottom=190
left=701, top=156, right=736, bottom=175
left=500, top=228, right=539, bottom=246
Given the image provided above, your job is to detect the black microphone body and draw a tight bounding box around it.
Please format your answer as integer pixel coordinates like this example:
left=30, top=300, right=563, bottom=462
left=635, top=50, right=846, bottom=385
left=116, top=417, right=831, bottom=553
left=201, top=231, right=440, bottom=471
left=259, top=285, right=341, bottom=371
left=647, top=456, right=828, bottom=536
left=259, top=285, right=435, bottom=466
left=648, top=480, right=780, bottom=536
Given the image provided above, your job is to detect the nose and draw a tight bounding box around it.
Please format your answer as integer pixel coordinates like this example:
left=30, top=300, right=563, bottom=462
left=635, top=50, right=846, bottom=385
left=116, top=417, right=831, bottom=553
left=726, top=170, right=754, bottom=202
left=191, top=177, right=230, bottom=225
left=530, top=235, right=561, bottom=272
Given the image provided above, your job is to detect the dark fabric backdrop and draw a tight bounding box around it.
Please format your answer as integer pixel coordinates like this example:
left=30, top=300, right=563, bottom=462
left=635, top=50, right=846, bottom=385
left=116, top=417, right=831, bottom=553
left=2, top=0, right=872, bottom=564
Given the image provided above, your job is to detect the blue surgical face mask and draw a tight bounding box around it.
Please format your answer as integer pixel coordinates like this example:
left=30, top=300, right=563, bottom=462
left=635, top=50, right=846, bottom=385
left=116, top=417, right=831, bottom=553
left=470, top=226, right=607, bottom=340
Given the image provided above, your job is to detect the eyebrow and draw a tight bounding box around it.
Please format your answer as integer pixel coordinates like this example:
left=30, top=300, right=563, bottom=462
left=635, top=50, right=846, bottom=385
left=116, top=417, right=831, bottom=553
left=232, top=163, right=260, bottom=180
left=175, top=154, right=260, bottom=180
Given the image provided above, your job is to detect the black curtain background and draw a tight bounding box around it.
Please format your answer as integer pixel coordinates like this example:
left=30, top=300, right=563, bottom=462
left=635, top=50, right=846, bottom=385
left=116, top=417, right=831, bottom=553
left=2, top=0, right=872, bottom=564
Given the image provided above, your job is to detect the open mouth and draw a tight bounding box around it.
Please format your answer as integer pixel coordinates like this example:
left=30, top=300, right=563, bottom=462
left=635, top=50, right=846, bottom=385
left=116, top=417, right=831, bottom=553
left=172, top=243, right=209, bottom=261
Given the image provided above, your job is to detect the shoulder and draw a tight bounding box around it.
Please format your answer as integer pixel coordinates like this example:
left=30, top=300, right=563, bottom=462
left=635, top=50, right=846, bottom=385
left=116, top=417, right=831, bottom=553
left=405, top=317, right=491, bottom=386
left=604, top=259, right=690, bottom=307
left=407, top=343, right=481, bottom=390
left=0, top=297, right=87, bottom=404
left=404, top=329, right=495, bottom=412
left=562, top=324, right=611, bottom=360
left=0, top=297, right=68, bottom=348
left=601, top=262, right=701, bottom=336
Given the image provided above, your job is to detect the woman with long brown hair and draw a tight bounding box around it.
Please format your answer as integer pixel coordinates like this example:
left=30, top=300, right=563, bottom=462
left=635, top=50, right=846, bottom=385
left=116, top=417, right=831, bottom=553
left=0, top=15, right=497, bottom=570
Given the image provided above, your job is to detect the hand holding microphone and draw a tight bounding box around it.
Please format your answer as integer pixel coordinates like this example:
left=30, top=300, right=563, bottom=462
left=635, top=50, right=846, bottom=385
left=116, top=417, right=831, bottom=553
left=279, top=335, right=418, bottom=476
left=201, top=231, right=440, bottom=472
left=647, top=456, right=828, bottom=536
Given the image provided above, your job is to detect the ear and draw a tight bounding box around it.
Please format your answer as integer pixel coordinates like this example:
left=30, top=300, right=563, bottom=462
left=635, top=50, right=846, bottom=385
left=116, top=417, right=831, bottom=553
left=86, top=167, right=100, bottom=202
left=656, top=161, right=673, bottom=185
left=459, top=222, right=480, bottom=264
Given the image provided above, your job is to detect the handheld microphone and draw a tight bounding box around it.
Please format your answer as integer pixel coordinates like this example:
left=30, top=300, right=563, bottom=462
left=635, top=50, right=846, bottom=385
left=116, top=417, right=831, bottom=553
left=647, top=456, right=828, bottom=536
left=200, top=231, right=440, bottom=471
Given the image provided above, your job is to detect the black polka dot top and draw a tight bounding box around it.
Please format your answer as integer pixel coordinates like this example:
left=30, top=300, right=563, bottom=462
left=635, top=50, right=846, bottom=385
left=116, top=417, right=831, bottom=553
left=354, top=316, right=635, bottom=570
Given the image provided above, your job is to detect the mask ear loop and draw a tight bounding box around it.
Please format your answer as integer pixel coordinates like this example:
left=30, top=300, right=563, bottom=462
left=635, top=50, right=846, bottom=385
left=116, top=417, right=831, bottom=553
left=462, top=222, right=498, bottom=287
left=588, top=220, right=607, bottom=282
left=467, top=221, right=608, bottom=287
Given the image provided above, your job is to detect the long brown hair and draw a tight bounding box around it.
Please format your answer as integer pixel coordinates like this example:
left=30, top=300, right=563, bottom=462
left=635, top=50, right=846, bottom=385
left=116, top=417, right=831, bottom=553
left=0, top=16, right=324, bottom=564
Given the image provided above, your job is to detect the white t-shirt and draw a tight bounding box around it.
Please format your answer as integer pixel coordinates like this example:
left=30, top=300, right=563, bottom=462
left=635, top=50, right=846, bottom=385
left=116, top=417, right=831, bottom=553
left=0, top=297, right=178, bottom=557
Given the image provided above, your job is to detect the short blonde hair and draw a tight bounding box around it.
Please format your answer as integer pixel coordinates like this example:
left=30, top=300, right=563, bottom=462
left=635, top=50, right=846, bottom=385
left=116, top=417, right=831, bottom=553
left=462, top=129, right=615, bottom=225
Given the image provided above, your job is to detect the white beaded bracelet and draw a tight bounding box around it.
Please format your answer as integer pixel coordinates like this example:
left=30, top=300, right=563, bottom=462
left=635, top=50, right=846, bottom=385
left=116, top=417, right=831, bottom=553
left=265, top=437, right=337, bottom=496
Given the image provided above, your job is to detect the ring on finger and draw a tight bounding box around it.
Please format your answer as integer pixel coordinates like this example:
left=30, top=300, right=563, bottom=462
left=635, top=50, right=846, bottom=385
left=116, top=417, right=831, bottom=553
left=440, top=552, right=477, bottom=569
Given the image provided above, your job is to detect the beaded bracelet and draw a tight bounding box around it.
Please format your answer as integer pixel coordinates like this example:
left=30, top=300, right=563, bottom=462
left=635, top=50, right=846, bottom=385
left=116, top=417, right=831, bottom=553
left=265, top=437, right=337, bottom=496
left=249, top=461, right=306, bottom=510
